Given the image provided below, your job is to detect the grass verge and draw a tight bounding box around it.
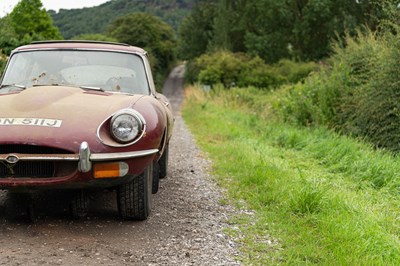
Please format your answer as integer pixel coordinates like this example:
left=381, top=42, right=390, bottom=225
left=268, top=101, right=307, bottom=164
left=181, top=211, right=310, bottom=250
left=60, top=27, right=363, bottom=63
left=182, top=85, right=400, bottom=265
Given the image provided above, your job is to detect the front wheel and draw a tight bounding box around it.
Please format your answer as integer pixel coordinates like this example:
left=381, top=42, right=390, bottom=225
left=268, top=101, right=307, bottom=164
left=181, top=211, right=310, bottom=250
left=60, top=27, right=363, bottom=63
left=117, top=164, right=153, bottom=220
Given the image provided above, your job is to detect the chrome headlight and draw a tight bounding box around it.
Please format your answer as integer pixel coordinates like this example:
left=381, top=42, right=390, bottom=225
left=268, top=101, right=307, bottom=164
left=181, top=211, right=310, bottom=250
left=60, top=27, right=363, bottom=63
left=110, top=110, right=145, bottom=143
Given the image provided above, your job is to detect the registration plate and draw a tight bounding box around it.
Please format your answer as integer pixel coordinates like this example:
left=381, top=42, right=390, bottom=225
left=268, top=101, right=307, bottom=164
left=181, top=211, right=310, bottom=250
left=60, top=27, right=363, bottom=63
left=0, top=118, right=62, bottom=128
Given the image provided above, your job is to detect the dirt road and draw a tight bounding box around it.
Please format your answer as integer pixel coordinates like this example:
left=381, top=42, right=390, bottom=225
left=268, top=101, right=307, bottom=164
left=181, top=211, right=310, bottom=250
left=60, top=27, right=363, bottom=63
left=0, top=66, right=240, bottom=265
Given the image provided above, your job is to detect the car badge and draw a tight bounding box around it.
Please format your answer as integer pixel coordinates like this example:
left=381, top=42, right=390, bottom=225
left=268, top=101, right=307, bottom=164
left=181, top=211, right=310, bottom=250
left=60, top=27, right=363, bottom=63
left=5, top=154, right=19, bottom=164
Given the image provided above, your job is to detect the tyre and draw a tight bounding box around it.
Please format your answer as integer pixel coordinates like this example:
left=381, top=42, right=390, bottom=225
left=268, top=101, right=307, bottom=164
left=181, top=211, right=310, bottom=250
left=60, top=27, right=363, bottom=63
left=70, top=190, right=89, bottom=219
left=159, top=144, right=169, bottom=179
left=152, top=162, right=160, bottom=194
left=117, top=164, right=153, bottom=220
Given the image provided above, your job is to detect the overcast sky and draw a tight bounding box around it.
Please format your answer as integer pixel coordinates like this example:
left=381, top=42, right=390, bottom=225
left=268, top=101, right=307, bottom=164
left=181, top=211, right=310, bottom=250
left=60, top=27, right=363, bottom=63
left=0, top=0, right=109, bottom=17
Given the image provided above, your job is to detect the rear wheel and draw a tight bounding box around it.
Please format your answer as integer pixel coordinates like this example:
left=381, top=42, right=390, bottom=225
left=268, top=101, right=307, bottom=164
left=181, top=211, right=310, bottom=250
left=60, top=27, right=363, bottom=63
left=152, top=162, right=160, bottom=194
left=159, top=144, right=169, bottom=179
left=70, top=190, right=89, bottom=219
left=117, top=164, right=153, bottom=220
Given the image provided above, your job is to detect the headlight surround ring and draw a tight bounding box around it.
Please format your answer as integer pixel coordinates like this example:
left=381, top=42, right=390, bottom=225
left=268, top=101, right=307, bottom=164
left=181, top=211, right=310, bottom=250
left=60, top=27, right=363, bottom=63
left=110, top=109, right=146, bottom=144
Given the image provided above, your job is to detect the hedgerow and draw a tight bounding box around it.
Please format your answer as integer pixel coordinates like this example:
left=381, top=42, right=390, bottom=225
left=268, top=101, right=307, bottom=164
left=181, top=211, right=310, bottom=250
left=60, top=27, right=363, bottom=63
left=277, top=28, right=400, bottom=152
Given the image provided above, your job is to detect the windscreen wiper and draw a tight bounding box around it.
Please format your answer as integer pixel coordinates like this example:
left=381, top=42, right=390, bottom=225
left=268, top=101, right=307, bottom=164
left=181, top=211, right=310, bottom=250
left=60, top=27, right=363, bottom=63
left=0, top=84, right=26, bottom=90
left=33, top=83, right=61, bottom=87
left=80, top=86, right=105, bottom=92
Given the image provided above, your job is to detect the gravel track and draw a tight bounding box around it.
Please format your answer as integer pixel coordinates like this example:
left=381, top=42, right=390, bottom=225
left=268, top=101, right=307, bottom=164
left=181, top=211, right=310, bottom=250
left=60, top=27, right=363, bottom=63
left=0, top=66, right=240, bottom=265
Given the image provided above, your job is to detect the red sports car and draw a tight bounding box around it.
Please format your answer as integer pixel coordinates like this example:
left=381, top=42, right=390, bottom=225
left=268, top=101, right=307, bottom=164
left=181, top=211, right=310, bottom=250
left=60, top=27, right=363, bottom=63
left=0, top=41, right=174, bottom=220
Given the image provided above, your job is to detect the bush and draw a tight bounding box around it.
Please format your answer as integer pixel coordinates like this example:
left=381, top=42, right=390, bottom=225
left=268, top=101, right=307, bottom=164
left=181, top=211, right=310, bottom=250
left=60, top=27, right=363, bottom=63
left=237, top=56, right=283, bottom=88
left=346, top=32, right=400, bottom=151
left=197, top=51, right=244, bottom=87
left=186, top=50, right=318, bottom=89
left=272, top=59, right=319, bottom=84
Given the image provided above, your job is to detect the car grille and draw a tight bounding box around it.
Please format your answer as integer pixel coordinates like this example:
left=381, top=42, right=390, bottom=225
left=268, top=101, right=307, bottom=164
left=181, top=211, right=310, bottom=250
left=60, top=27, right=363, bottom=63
left=0, top=145, right=70, bottom=154
left=0, top=161, right=55, bottom=178
left=0, top=145, right=76, bottom=178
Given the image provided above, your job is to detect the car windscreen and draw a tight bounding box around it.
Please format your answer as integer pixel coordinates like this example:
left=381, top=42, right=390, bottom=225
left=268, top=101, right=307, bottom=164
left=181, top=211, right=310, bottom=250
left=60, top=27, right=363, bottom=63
left=1, top=50, right=150, bottom=95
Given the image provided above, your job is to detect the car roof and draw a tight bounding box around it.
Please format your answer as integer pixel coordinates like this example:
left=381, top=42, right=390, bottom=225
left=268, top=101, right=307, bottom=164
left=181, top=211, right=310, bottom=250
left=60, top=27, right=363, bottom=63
left=13, top=41, right=147, bottom=55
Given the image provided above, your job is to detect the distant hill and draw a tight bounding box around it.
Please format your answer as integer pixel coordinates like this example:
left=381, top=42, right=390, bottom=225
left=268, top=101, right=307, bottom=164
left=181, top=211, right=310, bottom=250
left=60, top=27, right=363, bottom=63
left=49, top=0, right=196, bottom=39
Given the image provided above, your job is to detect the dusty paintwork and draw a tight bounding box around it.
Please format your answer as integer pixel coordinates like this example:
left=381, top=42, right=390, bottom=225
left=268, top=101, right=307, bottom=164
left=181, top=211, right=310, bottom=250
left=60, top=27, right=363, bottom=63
left=0, top=86, right=159, bottom=153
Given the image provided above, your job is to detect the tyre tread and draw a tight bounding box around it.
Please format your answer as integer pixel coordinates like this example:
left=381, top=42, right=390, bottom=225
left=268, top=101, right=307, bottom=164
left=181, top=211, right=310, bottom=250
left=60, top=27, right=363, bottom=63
left=70, top=190, right=88, bottom=219
left=117, top=165, right=152, bottom=220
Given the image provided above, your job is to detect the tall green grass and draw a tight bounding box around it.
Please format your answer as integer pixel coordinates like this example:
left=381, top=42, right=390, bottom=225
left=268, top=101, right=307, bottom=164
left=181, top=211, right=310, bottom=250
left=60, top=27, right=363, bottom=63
left=183, top=86, right=400, bottom=265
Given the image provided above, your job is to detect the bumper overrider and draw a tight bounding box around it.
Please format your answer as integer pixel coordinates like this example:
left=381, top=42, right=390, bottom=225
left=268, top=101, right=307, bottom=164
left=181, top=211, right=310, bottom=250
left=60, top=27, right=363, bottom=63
left=76, top=142, right=158, bottom=173
left=0, top=141, right=158, bottom=188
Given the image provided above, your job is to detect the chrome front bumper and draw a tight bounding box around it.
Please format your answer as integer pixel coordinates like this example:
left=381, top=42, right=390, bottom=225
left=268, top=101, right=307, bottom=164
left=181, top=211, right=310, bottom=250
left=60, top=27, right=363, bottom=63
left=0, top=141, right=159, bottom=173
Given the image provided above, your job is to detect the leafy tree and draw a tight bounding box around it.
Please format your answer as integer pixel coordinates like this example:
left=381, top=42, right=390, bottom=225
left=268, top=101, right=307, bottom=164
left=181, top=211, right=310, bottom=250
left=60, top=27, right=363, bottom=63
left=107, top=12, right=177, bottom=88
left=243, top=1, right=292, bottom=63
left=209, top=0, right=247, bottom=53
left=0, top=0, right=62, bottom=74
left=8, top=0, right=62, bottom=40
left=0, top=16, right=20, bottom=55
left=0, top=17, right=20, bottom=74
left=181, top=0, right=399, bottom=63
left=50, top=0, right=196, bottom=39
left=178, top=1, right=217, bottom=60
left=243, top=0, right=400, bottom=61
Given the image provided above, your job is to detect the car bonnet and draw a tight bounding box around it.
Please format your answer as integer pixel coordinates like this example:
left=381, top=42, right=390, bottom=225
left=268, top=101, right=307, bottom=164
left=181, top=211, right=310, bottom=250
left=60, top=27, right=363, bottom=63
left=0, top=86, right=144, bottom=151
